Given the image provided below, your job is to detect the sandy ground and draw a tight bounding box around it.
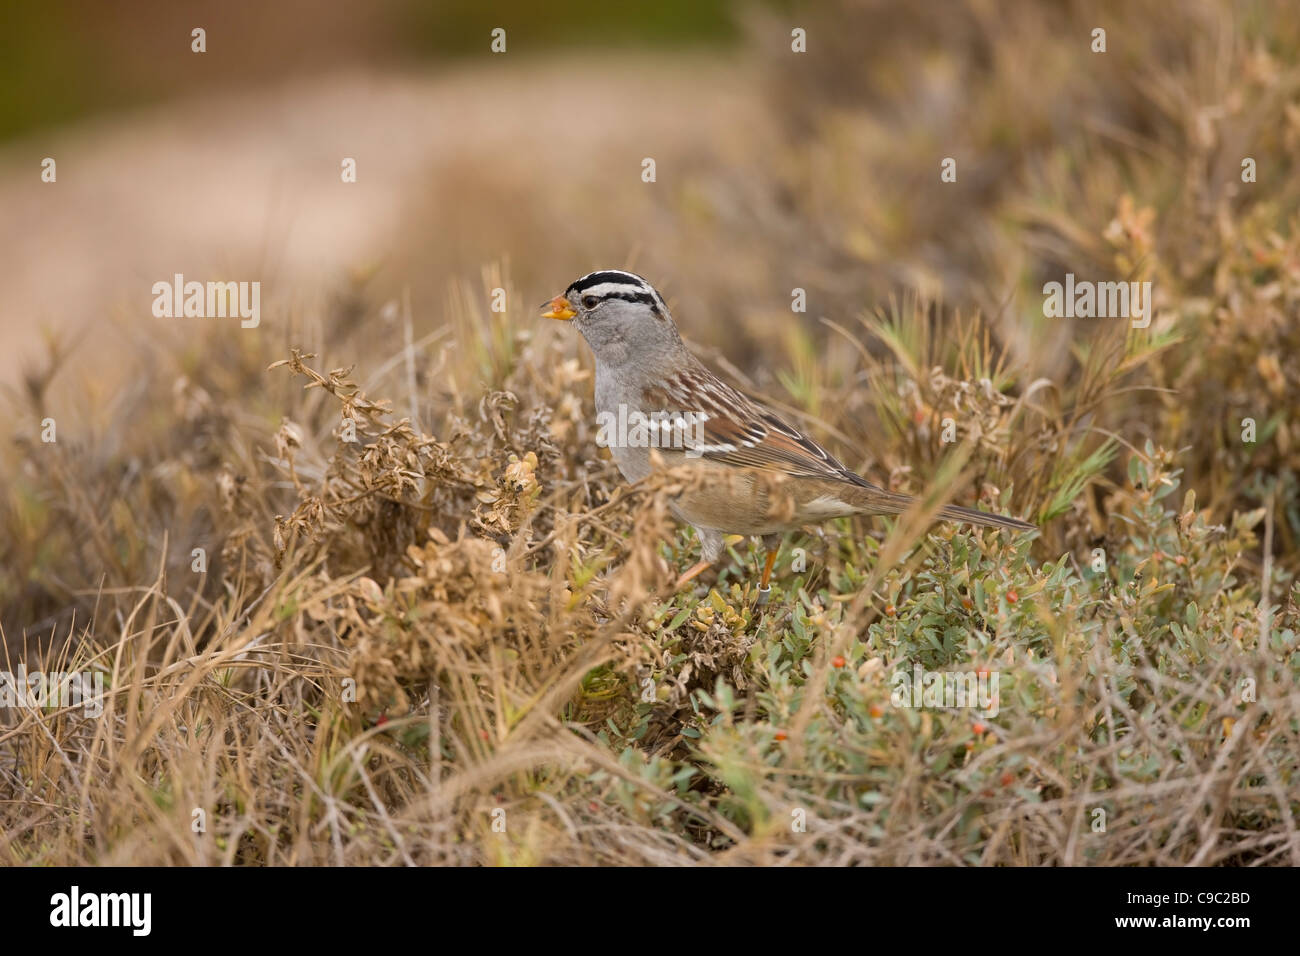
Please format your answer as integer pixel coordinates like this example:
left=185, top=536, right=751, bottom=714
left=0, top=53, right=763, bottom=386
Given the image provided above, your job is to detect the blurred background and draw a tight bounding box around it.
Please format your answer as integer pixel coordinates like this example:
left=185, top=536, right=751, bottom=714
left=0, top=0, right=748, bottom=381
left=4, top=0, right=1295, bottom=380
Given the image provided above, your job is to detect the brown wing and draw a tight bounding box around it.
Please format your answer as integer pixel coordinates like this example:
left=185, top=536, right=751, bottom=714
left=644, top=364, right=880, bottom=490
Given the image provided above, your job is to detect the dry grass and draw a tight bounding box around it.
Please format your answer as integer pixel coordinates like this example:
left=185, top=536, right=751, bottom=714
left=1, top=0, right=1298, bottom=865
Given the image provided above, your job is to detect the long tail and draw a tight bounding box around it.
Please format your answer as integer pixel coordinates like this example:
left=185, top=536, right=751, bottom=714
left=845, top=485, right=1036, bottom=532
left=935, top=502, right=1036, bottom=532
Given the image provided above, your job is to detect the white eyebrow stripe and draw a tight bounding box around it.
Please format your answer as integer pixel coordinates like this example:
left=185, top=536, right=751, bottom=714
left=577, top=282, right=650, bottom=299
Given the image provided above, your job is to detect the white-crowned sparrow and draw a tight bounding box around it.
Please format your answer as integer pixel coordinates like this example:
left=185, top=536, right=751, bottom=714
left=542, top=270, right=1035, bottom=597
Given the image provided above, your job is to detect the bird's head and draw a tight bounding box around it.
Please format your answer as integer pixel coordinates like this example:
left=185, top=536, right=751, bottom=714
left=541, top=270, right=681, bottom=366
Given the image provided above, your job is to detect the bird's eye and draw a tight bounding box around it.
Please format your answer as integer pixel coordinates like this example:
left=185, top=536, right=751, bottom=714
left=581, top=295, right=599, bottom=310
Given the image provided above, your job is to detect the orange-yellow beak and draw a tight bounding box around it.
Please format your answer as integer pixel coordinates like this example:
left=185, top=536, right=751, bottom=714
left=541, top=294, right=576, bottom=321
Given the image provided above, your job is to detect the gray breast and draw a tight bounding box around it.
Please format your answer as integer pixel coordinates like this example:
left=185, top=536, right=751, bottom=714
left=594, top=364, right=653, bottom=483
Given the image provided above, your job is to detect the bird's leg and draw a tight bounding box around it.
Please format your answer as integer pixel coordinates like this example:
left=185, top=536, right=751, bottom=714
left=756, top=535, right=780, bottom=605
left=676, top=528, right=724, bottom=590
left=675, top=559, right=713, bottom=589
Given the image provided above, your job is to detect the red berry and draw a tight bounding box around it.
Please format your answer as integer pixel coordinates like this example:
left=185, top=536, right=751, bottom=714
left=375, top=713, right=388, bottom=727
left=1000, top=771, right=1015, bottom=787
left=972, top=722, right=987, bottom=735
left=869, top=704, right=885, bottom=719
left=1005, top=590, right=1018, bottom=604
left=884, top=603, right=897, bottom=617
left=774, top=730, right=788, bottom=741
left=832, top=655, right=846, bottom=668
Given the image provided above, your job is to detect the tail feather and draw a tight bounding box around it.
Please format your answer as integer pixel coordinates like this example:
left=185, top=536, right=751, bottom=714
left=936, top=502, right=1036, bottom=532
left=844, top=485, right=1035, bottom=532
